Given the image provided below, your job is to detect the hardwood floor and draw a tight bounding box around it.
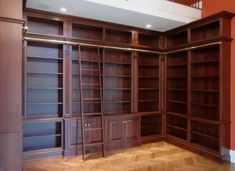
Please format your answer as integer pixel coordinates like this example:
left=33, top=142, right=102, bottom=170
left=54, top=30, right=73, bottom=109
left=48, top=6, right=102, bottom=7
left=23, top=142, right=235, bottom=171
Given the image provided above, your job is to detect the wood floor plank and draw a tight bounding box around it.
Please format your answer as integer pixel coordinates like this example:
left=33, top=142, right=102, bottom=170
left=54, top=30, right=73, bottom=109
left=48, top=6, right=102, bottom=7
left=23, top=142, right=235, bottom=171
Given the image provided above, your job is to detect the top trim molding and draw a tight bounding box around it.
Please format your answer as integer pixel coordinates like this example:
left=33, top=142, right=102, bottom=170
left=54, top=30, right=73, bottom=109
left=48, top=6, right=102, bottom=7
left=0, top=16, right=25, bottom=24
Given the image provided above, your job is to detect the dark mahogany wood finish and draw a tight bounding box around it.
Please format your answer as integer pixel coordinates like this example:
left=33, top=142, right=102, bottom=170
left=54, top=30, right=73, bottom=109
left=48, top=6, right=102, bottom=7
left=22, top=8, right=234, bottom=162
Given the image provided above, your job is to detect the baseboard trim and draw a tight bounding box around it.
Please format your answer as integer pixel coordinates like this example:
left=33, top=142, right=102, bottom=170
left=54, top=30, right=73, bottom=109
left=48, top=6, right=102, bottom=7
left=230, top=150, right=235, bottom=163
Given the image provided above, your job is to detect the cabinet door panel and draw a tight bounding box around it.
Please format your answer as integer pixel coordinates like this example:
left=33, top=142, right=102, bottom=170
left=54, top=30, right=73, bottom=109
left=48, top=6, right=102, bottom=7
left=106, top=118, right=124, bottom=147
left=84, top=117, right=102, bottom=144
left=65, top=119, right=82, bottom=153
left=125, top=118, right=139, bottom=142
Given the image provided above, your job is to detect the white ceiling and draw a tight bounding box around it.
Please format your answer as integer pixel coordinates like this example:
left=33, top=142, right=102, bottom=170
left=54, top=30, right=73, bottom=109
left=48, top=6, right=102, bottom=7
left=26, top=0, right=201, bottom=32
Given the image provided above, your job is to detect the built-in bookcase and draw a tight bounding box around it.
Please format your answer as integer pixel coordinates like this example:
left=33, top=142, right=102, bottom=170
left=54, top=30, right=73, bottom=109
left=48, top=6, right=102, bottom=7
left=79, top=46, right=103, bottom=115
left=27, top=16, right=63, bottom=36
left=103, top=49, right=132, bottom=115
left=72, top=23, right=103, bottom=41
left=166, top=30, right=188, bottom=49
left=141, top=114, right=162, bottom=138
left=105, top=29, right=132, bottom=45
left=191, top=20, right=220, bottom=42
left=166, top=51, right=188, bottom=116
left=138, top=52, right=160, bottom=113
left=164, top=12, right=233, bottom=159
left=138, top=33, right=159, bottom=49
left=190, top=45, right=220, bottom=152
left=26, top=42, right=64, bottom=119
left=23, top=11, right=233, bottom=161
left=190, top=45, right=220, bottom=120
left=71, top=46, right=81, bottom=115
left=24, top=41, right=64, bottom=159
left=166, top=51, right=188, bottom=141
left=23, top=120, right=63, bottom=152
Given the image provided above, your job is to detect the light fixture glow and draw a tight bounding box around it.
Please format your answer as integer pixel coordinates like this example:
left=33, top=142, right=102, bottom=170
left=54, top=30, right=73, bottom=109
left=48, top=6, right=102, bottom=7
left=60, top=7, right=67, bottom=12
left=146, top=24, right=152, bottom=29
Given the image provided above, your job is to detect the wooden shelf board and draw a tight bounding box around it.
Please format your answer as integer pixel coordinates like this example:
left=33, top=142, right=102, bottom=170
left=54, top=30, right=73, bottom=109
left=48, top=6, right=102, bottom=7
left=27, top=102, right=63, bottom=105
left=191, top=89, right=219, bottom=93
left=139, top=111, right=161, bottom=115
left=138, top=88, right=158, bottom=90
left=167, top=88, right=187, bottom=91
left=23, top=117, right=63, bottom=122
left=167, top=63, right=187, bottom=67
left=139, top=76, right=159, bottom=79
left=27, top=56, right=63, bottom=61
left=104, top=111, right=131, bottom=115
left=191, top=131, right=219, bottom=141
left=167, top=76, right=187, bottom=79
left=104, top=75, right=131, bottom=78
left=166, top=134, right=187, bottom=141
left=167, top=100, right=187, bottom=104
left=105, top=61, right=131, bottom=65
left=166, top=112, right=188, bottom=118
left=139, top=64, right=159, bottom=67
left=27, top=72, right=63, bottom=75
left=24, top=133, right=62, bottom=139
left=27, top=87, right=63, bottom=90
left=166, top=124, right=187, bottom=131
left=104, top=100, right=131, bottom=103
left=139, top=99, right=159, bottom=102
left=104, top=87, right=131, bottom=90
left=191, top=75, right=219, bottom=78
left=191, top=59, right=219, bottom=65
left=191, top=103, right=218, bottom=108
left=190, top=116, right=220, bottom=125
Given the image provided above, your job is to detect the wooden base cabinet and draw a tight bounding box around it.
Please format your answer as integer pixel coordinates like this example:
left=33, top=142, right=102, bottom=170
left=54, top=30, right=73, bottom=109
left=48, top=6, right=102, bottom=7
left=64, top=118, right=82, bottom=156
left=64, top=117, right=103, bottom=155
left=105, top=115, right=140, bottom=150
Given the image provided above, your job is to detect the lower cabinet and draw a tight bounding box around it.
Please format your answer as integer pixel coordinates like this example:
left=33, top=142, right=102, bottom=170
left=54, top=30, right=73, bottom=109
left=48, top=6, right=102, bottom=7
left=64, top=114, right=162, bottom=155
left=64, top=117, right=103, bottom=155
left=105, top=115, right=140, bottom=150
left=64, top=118, right=82, bottom=155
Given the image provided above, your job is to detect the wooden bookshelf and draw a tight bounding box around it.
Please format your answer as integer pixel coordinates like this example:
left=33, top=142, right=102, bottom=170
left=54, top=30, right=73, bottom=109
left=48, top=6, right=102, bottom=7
left=138, top=52, right=159, bottom=113
left=166, top=115, right=187, bottom=140
left=27, top=16, right=63, bottom=36
left=105, top=28, right=132, bottom=45
left=164, top=12, right=233, bottom=160
left=190, top=45, right=220, bottom=121
left=138, top=33, right=159, bottom=49
left=103, top=49, right=132, bottom=115
left=190, top=20, right=220, bottom=43
left=141, top=114, right=162, bottom=138
left=166, top=29, right=188, bottom=49
left=23, top=11, right=233, bottom=161
left=72, top=23, right=103, bottom=41
left=25, top=42, right=64, bottom=119
left=166, top=51, right=188, bottom=116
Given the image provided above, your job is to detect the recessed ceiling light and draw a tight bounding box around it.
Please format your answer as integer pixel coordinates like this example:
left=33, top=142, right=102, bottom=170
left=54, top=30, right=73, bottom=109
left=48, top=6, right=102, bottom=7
left=60, top=7, right=67, bottom=12
left=146, top=24, right=152, bottom=29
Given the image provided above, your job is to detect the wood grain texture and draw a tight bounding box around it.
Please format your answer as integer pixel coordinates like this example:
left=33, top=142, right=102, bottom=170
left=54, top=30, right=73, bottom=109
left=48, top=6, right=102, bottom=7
left=0, top=21, right=22, bottom=131
left=0, top=0, right=22, bottom=19
left=0, top=133, right=22, bottom=171
left=23, top=142, right=235, bottom=171
left=0, top=1, right=23, bottom=170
